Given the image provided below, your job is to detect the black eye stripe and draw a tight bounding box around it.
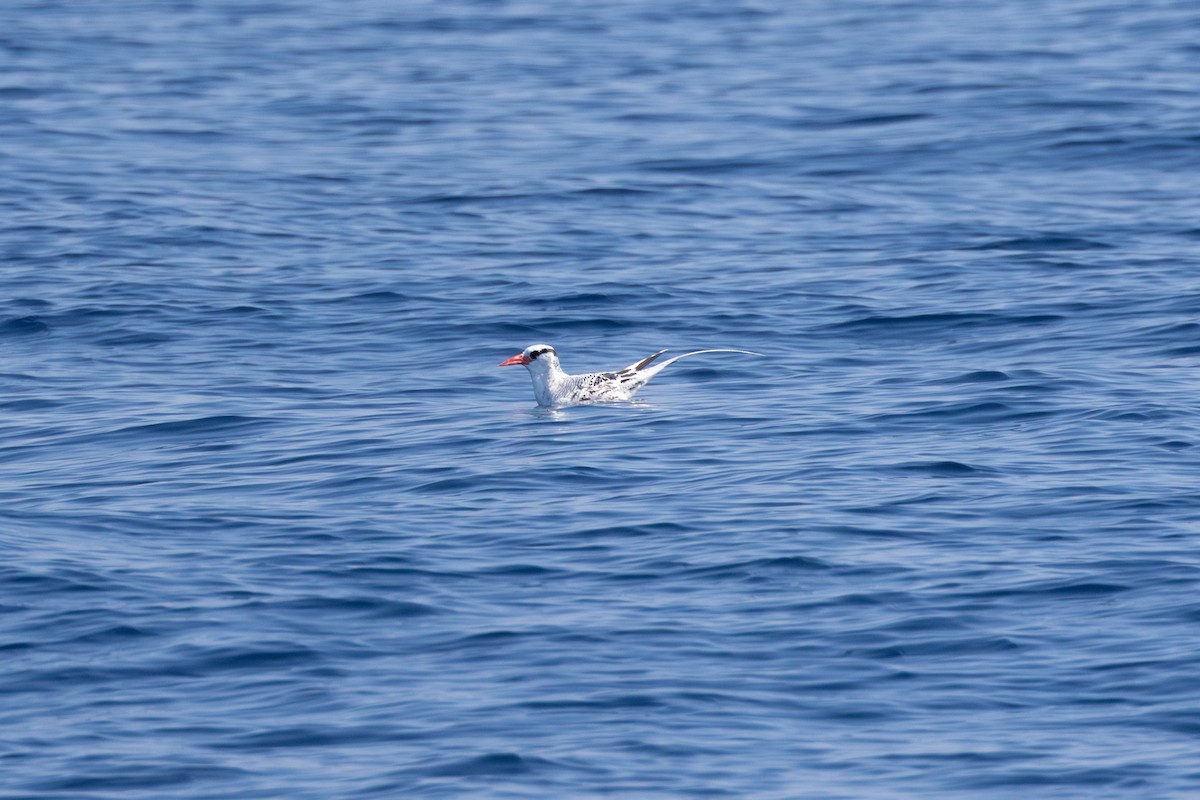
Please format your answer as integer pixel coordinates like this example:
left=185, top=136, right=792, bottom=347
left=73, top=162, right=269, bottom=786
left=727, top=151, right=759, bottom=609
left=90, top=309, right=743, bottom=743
left=528, top=348, right=554, bottom=360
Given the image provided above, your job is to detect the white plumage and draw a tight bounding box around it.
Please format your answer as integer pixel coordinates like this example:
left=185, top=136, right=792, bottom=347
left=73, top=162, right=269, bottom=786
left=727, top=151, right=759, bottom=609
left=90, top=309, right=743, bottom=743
left=499, top=343, right=760, bottom=407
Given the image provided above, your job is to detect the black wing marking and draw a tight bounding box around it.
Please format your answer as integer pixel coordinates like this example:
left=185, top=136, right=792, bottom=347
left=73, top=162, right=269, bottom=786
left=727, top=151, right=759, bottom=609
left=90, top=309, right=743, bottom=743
left=581, top=370, right=635, bottom=387
left=631, top=349, right=668, bottom=372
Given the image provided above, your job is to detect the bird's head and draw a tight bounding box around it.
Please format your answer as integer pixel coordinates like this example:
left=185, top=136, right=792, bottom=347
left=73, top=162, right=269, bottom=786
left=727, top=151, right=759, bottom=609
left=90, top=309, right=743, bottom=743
left=498, top=344, right=559, bottom=374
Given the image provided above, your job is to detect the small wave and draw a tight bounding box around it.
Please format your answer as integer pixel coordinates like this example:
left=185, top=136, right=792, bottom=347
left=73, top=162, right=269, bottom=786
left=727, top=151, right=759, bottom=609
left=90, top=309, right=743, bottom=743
left=0, top=397, right=60, bottom=410
left=103, top=415, right=270, bottom=439
left=572, top=521, right=697, bottom=539
left=872, top=400, right=1053, bottom=425
left=178, top=643, right=323, bottom=674
left=421, top=752, right=546, bottom=778
left=633, top=157, right=774, bottom=173
left=845, top=636, right=1024, bottom=660
left=792, top=112, right=931, bottom=129
left=95, top=331, right=173, bottom=347
left=570, top=186, right=657, bottom=196
left=964, top=581, right=1131, bottom=600
left=0, top=316, right=49, bottom=336
left=28, top=764, right=250, bottom=793
left=239, top=596, right=439, bottom=619
left=967, top=235, right=1113, bottom=251
left=933, top=370, right=1011, bottom=384
left=209, top=724, right=421, bottom=750
left=683, top=555, right=832, bottom=577
left=824, top=311, right=1061, bottom=335
left=889, top=460, right=995, bottom=476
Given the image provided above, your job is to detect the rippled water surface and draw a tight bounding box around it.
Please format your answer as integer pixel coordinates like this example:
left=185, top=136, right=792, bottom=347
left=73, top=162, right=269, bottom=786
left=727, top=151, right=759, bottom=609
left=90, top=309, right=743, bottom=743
left=3, top=1, right=1200, bottom=797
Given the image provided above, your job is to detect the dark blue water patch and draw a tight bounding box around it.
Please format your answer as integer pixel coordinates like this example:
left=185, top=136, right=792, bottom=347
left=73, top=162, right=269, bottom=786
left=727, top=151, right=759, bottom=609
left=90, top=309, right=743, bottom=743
left=796, top=112, right=934, bottom=129
left=822, top=311, right=1064, bottom=338
left=930, top=369, right=1012, bottom=384
left=238, top=596, right=441, bottom=620
left=0, top=397, right=61, bottom=411
left=568, top=186, right=658, bottom=197
left=172, top=643, right=325, bottom=675
left=524, top=289, right=668, bottom=309
left=412, top=464, right=650, bottom=495
left=1159, top=343, right=1200, bottom=357
left=954, top=768, right=1133, bottom=792
left=888, top=460, right=997, bottom=477
left=632, top=157, right=779, bottom=175
left=0, top=86, right=59, bottom=99
left=97, top=415, right=273, bottom=440
left=321, top=290, right=410, bottom=305
left=844, top=635, right=1025, bottom=660
left=1086, top=407, right=1177, bottom=423
left=208, top=724, right=424, bottom=750
left=0, top=568, right=117, bottom=596
left=824, top=525, right=933, bottom=542
left=966, top=235, right=1114, bottom=251
left=95, top=330, right=174, bottom=347
left=869, top=400, right=1056, bottom=426
left=0, top=316, right=49, bottom=336
left=1043, top=133, right=1200, bottom=169
left=681, top=555, right=833, bottom=579
left=962, top=581, right=1132, bottom=601
left=569, top=522, right=697, bottom=541
left=420, top=752, right=554, bottom=778
left=26, top=763, right=252, bottom=793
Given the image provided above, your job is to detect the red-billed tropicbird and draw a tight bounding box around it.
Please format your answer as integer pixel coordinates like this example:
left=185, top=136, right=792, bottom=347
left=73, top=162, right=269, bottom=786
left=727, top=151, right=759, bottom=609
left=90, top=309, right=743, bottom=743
left=499, top=343, right=761, bottom=406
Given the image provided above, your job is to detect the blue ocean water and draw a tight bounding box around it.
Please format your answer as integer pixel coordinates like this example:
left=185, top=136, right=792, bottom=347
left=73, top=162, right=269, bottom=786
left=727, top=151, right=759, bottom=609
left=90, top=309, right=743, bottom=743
left=3, top=0, right=1200, bottom=797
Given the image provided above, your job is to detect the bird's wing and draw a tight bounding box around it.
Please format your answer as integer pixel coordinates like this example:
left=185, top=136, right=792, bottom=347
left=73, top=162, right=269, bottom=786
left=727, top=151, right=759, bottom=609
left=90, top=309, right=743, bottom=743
left=620, top=349, right=669, bottom=373
left=568, top=352, right=668, bottom=400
